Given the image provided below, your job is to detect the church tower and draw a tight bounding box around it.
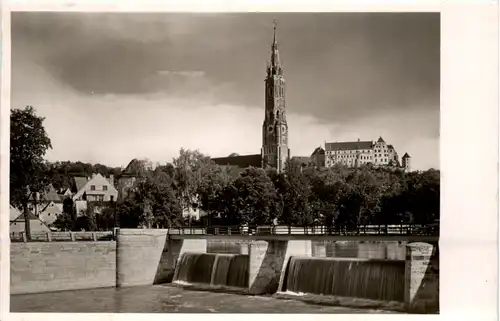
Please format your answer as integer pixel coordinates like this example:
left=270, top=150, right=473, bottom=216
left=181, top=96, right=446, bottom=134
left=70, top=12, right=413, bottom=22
left=261, top=21, right=290, bottom=173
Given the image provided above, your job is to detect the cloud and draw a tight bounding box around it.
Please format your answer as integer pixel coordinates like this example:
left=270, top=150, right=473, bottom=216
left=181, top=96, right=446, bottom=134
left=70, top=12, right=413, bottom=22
left=11, top=12, right=440, bottom=171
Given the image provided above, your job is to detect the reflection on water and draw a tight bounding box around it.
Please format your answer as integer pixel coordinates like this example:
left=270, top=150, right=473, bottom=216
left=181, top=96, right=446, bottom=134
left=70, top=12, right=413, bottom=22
left=10, top=285, right=398, bottom=313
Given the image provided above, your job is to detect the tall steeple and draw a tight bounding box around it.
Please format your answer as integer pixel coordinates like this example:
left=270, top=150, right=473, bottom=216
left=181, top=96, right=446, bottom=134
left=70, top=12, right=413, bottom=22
left=268, top=19, right=283, bottom=77
left=261, top=20, right=290, bottom=173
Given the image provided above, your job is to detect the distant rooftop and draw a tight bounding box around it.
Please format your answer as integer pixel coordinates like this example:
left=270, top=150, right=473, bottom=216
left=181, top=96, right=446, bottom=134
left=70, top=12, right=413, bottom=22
left=325, top=141, right=374, bottom=151
left=211, top=154, right=262, bottom=169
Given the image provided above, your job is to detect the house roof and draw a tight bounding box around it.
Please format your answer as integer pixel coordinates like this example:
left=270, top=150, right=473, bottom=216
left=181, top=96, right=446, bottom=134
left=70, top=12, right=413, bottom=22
left=311, top=147, right=325, bottom=156
left=402, top=152, right=411, bottom=158
left=325, top=141, right=374, bottom=152
left=211, top=154, right=262, bottom=169
left=74, top=177, right=88, bottom=192
left=42, top=184, right=62, bottom=202
left=10, top=205, right=21, bottom=221
left=121, top=158, right=145, bottom=177
left=12, top=211, right=39, bottom=222
left=28, top=184, right=62, bottom=202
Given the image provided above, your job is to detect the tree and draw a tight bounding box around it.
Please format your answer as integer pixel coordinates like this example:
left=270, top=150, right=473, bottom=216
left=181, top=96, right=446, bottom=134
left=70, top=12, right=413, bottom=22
left=227, top=167, right=278, bottom=225
left=197, top=164, right=233, bottom=225
left=53, top=212, right=73, bottom=231
left=132, top=169, right=183, bottom=228
left=172, top=148, right=212, bottom=224
left=10, top=106, right=52, bottom=240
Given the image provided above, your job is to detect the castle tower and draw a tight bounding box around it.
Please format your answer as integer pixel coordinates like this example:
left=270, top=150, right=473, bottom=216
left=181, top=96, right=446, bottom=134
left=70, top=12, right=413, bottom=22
left=402, top=152, right=411, bottom=172
left=261, top=21, right=290, bottom=173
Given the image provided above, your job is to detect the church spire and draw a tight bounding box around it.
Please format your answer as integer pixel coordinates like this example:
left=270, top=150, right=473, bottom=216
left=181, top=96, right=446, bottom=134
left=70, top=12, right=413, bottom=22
left=269, top=19, right=282, bottom=75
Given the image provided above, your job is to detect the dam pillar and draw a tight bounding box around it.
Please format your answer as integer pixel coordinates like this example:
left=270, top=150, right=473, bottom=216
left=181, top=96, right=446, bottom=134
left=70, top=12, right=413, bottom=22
left=248, top=240, right=312, bottom=295
left=404, top=242, right=439, bottom=313
left=116, top=229, right=169, bottom=287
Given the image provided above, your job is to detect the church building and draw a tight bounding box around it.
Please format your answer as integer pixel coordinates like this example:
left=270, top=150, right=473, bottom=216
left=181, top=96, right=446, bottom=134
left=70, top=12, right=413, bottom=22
left=212, top=22, right=290, bottom=173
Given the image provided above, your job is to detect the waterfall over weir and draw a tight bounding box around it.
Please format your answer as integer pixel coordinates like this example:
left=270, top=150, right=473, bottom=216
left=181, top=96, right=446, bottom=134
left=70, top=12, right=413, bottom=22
left=174, top=253, right=249, bottom=288
left=282, top=257, right=405, bottom=302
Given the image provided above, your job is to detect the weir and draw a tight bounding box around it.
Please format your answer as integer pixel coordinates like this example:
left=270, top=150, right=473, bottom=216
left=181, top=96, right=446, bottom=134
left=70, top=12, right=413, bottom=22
left=113, top=229, right=438, bottom=313
left=174, top=253, right=249, bottom=288
left=281, top=257, right=405, bottom=302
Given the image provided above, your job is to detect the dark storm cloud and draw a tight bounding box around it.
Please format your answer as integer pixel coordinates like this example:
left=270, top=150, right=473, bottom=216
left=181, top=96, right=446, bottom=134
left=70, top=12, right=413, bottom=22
left=12, top=12, right=439, bottom=123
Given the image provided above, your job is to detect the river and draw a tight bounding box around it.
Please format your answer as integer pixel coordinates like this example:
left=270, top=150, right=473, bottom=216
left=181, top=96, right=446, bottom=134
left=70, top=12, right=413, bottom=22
left=11, top=285, right=399, bottom=313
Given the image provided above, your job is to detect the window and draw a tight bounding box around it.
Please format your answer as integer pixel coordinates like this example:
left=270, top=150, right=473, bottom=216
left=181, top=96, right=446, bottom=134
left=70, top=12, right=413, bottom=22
left=103, top=185, right=108, bottom=191
left=110, top=195, right=114, bottom=202
left=90, top=185, right=96, bottom=191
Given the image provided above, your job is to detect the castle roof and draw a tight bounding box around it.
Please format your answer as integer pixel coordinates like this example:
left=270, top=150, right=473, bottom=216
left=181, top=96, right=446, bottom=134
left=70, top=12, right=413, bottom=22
left=211, top=154, right=262, bottom=169
left=377, top=137, right=385, bottom=143
left=325, top=141, right=373, bottom=152
left=402, top=152, right=411, bottom=158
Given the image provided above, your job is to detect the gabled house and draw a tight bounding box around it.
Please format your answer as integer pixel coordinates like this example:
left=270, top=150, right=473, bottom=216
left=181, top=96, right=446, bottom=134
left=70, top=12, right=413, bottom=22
left=27, top=184, right=63, bottom=215
left=58, top=187, right=73, bottom=198
left=10, top=205, right=22, bottom=223
left=117, top=158, right=147, bottom=201
left=72, top=173, right=118, bottom=215
left=38, top=201, right=63, bottom=225
left=10, top=211, right=51, bottom=234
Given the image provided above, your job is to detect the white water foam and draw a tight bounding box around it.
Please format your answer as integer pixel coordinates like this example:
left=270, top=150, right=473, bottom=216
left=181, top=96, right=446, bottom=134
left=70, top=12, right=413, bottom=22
left=277, top=290, right=307, bottom=296
left=173, top=280, right=193, bottom=286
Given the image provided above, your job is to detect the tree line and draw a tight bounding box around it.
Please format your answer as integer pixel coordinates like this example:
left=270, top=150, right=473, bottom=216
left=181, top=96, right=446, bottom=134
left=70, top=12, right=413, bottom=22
left=54, top=148, right=439, bottom=231
left=10, top=106, right=440, bottom=237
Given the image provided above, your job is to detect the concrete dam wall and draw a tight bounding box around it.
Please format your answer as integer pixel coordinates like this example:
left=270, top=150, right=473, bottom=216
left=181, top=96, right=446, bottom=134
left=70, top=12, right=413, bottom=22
left=10, top=229, right=439, bottom=313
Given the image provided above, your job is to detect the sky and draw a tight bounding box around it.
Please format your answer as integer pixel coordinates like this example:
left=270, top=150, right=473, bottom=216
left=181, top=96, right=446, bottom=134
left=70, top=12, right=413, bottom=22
left=11, top=12, right=440, bottom=170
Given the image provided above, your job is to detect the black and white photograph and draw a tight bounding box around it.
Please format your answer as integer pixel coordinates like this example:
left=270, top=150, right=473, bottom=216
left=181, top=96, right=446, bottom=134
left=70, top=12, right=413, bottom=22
left=1, top=3, right=498, bottom=319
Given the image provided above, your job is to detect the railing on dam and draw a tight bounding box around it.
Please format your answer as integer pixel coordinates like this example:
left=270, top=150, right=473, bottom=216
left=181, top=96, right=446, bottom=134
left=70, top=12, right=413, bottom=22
left=10, top=231, right=115, bottom=243
left=168, top=224, right=439, bottom=237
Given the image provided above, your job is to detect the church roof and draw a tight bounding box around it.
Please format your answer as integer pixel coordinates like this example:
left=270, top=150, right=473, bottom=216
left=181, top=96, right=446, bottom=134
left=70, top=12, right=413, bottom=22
left=311, top=147, right=325, bottom=156
left=211, top=154, right=262, bottom=169
left=325, top=141, right=374, bottom=152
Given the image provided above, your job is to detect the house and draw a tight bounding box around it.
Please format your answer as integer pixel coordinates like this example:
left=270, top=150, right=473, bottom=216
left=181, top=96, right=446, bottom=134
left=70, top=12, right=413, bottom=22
left=38, top=201, right=63, bottom=226
left=117, top=159, right=145, bottom=201
left=27, top=184, right=63, bottom=215
left=10, top=205, right=22, bottom=223
left=10, top=211, right=51, bottom=234
left=58, top=187, right=73, bottom=198
left=72, top=173, right=118, bottom=214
